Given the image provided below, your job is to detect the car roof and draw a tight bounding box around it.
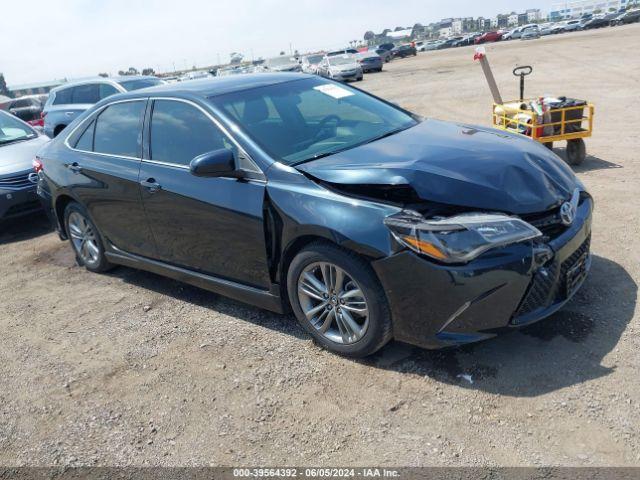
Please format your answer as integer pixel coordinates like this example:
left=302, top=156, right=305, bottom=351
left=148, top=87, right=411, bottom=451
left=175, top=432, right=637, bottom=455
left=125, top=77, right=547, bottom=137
left=50, top=76, right=160, bottom=93
left=109, top=73, right=311, bottom=100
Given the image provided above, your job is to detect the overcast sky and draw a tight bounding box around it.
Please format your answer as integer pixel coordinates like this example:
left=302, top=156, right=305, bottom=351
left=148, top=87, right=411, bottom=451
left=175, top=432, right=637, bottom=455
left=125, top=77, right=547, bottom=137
left=3, top=0, right=558, bottom=86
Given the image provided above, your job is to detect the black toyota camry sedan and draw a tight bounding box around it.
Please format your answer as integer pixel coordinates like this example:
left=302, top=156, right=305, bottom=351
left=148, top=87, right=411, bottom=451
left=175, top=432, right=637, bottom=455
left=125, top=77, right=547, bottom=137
left=37, top=73, right=592, bottom=357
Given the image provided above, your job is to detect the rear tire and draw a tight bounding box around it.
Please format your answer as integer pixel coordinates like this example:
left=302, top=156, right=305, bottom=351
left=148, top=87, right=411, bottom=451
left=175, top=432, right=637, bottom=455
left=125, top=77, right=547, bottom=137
left=287, top=242, right=393, bottom=358
left=53, top=125, right=67, bottom=137
left=64, top=202, right=113, bottom=273
left=566, top=138, right=586, bottom=166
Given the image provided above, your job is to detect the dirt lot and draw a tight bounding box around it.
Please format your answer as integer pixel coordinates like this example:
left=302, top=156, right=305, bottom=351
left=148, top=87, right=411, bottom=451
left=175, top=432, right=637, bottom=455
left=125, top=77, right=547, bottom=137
left=1, top=25, right=639, bottom=467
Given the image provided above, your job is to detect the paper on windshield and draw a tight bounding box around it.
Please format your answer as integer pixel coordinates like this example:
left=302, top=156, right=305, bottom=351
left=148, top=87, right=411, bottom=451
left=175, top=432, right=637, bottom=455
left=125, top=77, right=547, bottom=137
left=314, top=84, right=354, bottom=99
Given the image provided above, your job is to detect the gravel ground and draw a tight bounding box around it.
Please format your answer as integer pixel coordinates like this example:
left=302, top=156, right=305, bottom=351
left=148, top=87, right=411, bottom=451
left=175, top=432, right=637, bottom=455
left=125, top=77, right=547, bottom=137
left=1, top=24, right=639, bottom=467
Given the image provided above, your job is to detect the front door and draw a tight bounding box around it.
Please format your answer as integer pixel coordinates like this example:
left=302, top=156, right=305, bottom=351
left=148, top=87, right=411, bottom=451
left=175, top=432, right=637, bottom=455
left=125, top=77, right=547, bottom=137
left=138, top=99, right=271, bottom=289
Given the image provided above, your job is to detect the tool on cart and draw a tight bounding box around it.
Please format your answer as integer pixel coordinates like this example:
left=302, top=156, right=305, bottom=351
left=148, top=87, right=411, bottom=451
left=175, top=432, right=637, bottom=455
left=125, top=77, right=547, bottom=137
left=474, top=47, right=594, bottom=166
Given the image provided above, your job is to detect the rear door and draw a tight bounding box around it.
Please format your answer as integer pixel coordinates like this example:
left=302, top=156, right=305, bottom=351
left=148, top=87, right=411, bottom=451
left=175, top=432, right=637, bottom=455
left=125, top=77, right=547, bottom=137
left=138, top=98, right=271, bottom=288
left=67, top=99, right=156, bottom=256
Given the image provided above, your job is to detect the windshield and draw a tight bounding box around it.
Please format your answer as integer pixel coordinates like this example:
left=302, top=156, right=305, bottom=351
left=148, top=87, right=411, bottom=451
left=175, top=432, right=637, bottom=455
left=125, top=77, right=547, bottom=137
left=119, top=78, right=164, bottom=91
left=0, top=111, right=37, bottom=146
left=329, top=55, right=355, bottom=66
left=210, top=77, right=417, bottom=165
left=267, top=56, right=296, bottom=66
left=306, top=55, right=324, bottom=64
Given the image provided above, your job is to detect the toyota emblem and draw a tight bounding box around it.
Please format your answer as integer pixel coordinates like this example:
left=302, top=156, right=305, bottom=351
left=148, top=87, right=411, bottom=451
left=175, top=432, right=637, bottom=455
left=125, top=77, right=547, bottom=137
left=560, top=202, right=575, bottom=226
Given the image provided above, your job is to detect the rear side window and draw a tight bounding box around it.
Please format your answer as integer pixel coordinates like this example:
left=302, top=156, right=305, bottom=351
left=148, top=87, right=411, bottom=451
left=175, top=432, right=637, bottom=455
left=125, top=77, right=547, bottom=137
left=74, top=120, right=95, bottom=151
left=150, top=100, right=232, bottom=166
left=72, top=84, right=100, bottom=104
left=93, top=101, right=145, bottom=157
left=53, top=87, right=73, bottom=105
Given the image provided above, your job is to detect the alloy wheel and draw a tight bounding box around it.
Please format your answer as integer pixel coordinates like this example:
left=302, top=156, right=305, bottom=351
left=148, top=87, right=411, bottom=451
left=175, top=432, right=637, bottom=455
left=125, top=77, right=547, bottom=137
left=297, top=262, right=369, bottom=344
left=68, top=211, right=101, bottom=267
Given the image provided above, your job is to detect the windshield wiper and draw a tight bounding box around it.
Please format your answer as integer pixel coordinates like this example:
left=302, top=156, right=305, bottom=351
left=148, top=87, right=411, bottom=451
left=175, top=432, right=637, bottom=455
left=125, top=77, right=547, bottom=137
left=0, top=136, right=35, bottom=146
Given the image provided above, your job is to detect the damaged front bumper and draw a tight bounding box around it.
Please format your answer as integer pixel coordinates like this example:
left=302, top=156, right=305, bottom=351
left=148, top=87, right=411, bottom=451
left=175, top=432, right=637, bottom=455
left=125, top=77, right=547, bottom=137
left=372, top=197, right=593, bottom=349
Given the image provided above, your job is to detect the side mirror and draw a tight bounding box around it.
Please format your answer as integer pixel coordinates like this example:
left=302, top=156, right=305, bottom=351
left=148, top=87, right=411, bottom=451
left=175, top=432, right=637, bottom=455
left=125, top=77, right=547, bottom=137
left=189, top=149, right=243, bottom=178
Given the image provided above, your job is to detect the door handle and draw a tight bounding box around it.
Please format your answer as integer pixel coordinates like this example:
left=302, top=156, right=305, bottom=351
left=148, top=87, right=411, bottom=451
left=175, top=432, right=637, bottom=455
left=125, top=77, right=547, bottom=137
left=67, top=162, right=82, bottom=173
left=140, top=179, right=161, bottom=193
left=64, top=111, right=75, bottom=117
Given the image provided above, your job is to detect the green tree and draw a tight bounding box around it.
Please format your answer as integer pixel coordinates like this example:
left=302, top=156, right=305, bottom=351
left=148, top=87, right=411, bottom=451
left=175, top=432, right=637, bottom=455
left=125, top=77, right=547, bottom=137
left=0, top=73, right=12, bottom=99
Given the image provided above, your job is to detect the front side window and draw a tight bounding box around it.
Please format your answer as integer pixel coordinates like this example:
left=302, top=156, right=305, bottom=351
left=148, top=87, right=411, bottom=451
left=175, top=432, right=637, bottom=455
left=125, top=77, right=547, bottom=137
left=150, top=100, right=233, bottom=166
left=210, top=77, right=416, bottom=165
left=93, top=101, right=145, bottom=157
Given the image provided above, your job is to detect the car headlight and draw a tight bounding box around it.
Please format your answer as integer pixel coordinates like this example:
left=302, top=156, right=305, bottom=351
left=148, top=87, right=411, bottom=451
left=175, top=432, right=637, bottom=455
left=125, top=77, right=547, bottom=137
left=384, top=210, right=542, bottom=263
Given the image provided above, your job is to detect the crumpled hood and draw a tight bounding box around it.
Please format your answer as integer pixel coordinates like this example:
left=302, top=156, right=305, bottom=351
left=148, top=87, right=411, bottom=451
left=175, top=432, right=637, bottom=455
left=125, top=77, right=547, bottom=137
left=0, top=135, right=49, bottom=177
left=296, top=119, right=580, bottom=214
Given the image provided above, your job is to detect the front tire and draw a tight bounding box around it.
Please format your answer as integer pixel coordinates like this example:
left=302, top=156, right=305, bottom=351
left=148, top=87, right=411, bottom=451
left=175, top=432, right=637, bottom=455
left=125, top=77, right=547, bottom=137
left=287, top=242, right=392, bottom=357
left=64, top=202, right=113, bottom=273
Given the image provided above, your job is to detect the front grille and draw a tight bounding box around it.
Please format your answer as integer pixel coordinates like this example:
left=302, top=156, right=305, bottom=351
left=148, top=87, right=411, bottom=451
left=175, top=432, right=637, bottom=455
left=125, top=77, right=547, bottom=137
left=513, top=235, right=591, bottom=322
left=0, top=172, right=32, bottom=190
left=521, top=206, right=567, bottom=240
left=514, top=262, right=558, bottom=318
left=557, top=235, right=591, bottom=300
left=4, top=200, right=41, bottom=217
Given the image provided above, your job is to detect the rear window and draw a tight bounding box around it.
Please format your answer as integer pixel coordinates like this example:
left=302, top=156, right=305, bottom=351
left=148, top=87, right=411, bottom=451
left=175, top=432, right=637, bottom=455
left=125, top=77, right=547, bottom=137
left=93, top=101, right=145, bottom=157
left=53, top=87, right=73, bottom=105
left=118, top=78, right=163, bottom=91
left=72, top=84, right=100, bottom=104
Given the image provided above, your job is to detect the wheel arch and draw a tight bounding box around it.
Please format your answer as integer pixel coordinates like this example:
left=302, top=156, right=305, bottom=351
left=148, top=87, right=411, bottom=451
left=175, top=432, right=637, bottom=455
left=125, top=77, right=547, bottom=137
left=54, top=193, right=77, bottom=238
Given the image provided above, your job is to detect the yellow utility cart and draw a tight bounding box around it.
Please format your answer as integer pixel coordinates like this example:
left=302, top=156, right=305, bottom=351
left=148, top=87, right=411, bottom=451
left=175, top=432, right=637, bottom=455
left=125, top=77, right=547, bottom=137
left=474, top=52, right=595, bottom=166
left=492, top=93, right=595, bottom=166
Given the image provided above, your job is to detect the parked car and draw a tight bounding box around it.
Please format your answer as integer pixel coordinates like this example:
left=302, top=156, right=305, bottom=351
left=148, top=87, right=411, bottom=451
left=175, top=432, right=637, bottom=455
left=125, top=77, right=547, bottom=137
left=43, top=76, right=164, bottom=138
left=562, top=19, right=583, bottom=32
left=0, top=111, right=49, bottom=222
left=301, top=54, right=325, bottom=74
left=581, top=16, right=611, bottom=29
left=326, top=49, right=358, bottom=57
left=521, top=26, right=541, bottom=40
left=452, top=34, right=479, bottom=47
left=376, top=43, right=395, bottom=52
left=474, top=31, right=503, bottom=44
left=1, top=94, right=49, bottom=127
left=502, top=27, right=520, bottom=40
left=437, top=37, right=464, bottom=49
left=415, top=41, right=426, bottom=51
left=265, top=56, right=302, bottom=73
left=616, top=8, right=640, bottom=24
left=368, top=47, right=392, bottom=62
left=356, top=52, right=383, bottom=73
left=37, top=73, right=593, bottom=357
left=317, top=55, right=363, bottom=81
left=425, top=40, right=444, bottom=50
left=391, top=44, right=417, bottom=58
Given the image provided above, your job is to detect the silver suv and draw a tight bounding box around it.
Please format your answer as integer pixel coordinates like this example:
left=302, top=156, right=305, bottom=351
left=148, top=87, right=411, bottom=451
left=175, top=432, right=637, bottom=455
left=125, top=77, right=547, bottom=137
left=42, top=76, right=163, bottom=137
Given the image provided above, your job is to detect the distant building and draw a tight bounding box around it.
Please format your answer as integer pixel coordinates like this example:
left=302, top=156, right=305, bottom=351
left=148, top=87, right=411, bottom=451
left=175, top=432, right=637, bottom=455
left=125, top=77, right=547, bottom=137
left=508, top=13, right=519, bottom=26
left=387, top=28, right=413, bottom=40
left=550, top=0, right=629, bottom=19
left=439, top=26, right=452, bottom=37
left=525, top=8, right=543, bottom=22
left=452, top=18, right=463, bottom=34
left=7, top=80, right=64, bottom=97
